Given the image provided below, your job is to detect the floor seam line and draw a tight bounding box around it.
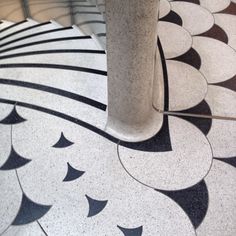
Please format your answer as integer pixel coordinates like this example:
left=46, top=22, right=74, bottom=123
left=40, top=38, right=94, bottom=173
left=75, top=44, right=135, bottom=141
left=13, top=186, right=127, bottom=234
left=159, top=110, right=236, bottom=121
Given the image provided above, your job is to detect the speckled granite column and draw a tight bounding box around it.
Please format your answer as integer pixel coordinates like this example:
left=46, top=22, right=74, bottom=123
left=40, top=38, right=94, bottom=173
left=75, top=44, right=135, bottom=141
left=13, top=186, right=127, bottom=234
left=105, top=0, right=163, bottom=142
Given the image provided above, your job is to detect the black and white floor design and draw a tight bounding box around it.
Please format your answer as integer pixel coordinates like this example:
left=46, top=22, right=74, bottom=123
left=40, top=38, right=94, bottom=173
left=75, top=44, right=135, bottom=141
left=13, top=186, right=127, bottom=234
left=0, top=0, right=236, bottom=235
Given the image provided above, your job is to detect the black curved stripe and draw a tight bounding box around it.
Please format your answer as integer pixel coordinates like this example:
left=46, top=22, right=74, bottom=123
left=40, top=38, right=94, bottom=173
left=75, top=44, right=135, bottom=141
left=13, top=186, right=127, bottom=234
left=0, top=98, right=118, bottom=143
left=0, top=49, right=106, bottom=60
left=0, top=39, right=170, bottom=152
left=0, top=20, right=27, bottom=33
left=77, top=20, right=106, bottom=27
left=0, top=78, right=107, bottom=111
left=0, top=63, right=107, bottom=76
left=172, top=0, right=200, bottom=4
left=0, top=26, right=74, bottom=47
left=0, top=97, right=172, bottom=152
left=158, top=38, right=169, bottom=111
left=0, top=36, right=91, bottom=54
left=0, top=22, right=52, bottom=41
left=74, top=11, right=101, bottom=15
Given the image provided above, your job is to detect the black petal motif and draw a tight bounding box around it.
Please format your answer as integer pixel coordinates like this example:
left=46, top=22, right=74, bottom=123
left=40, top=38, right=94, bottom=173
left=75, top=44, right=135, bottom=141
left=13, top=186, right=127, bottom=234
left=214, top=75, right=236, bottom=92
left=12, top=193, right=52, bottom=225
left=0, top=146, right=31, bottom=170
left=214, top=157, right=236, bottom=168
left=157, top=180, right=209, bottom=229
left=159, top=10, right=183, bottom=26
left=85, top=194, right=108, bottom=217
left=174, top=100, right=212, bottom=135
left=219, top=2, right=236, bottom=15
left=171, top=48, right=201, bottom=70
left=199, top=24, right=228, bottom=44
left=0, top=106, right=26, bottom=125
left=52, top=132, right=74, bottom=148
left=117, top=225, right=143, bottom=236
left=63, top=162, right=85, bottom=182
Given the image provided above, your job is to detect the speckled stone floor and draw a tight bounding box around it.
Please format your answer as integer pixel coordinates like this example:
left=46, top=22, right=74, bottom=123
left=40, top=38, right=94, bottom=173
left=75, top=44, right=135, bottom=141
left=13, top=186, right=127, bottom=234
left=0, top=0, right=236, bottom=235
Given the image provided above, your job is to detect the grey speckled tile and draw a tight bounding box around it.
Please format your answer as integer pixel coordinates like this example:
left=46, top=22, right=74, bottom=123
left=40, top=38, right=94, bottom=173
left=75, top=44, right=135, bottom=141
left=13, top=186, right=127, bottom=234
left=0, top=2, right=236, bottom=235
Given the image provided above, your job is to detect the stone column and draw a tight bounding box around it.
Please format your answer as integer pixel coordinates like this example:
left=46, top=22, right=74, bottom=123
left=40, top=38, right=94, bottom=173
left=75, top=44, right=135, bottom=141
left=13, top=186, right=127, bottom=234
left=105, top=0, right=163, bottom=142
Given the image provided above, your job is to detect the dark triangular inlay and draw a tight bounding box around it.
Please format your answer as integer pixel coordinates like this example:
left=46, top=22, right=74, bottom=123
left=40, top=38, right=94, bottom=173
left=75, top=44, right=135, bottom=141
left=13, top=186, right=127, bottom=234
left=214, top=157, right=236, bottom=168
left=199, top=24, right=228, bottom=44
left=12, top=193, right=52, bottom=225
left=117, top=225, right=143, bottom=236
left=63, top=162, right=85, bottom=182
left=0, top=145, right=31, bottom=170
left=159, top=10, right=183, bottom=26
left=157, top=180, right=209, bottom=229
left=0, top=106, right=26, bottom=125
left=85, top=194, right=108, bottom=217
left=171, top=48, right=201, bottom=70
left=52, top=132, right=74, bottom=148
left=173, top=100, right=212, bottom=135
left=219, top=2, right=236, bottom=15
left=214, top=75, right=236, bottom=92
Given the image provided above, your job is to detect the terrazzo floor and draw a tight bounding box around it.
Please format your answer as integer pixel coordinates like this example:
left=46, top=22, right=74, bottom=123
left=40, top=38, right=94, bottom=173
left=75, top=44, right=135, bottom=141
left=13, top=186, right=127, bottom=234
left=0, top=0, right=236, bottom=235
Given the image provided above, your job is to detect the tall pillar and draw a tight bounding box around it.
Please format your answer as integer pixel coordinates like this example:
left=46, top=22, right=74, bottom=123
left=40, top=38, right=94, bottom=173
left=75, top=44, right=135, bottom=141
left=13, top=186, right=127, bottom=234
left=105, top=0, right=163, bottom=142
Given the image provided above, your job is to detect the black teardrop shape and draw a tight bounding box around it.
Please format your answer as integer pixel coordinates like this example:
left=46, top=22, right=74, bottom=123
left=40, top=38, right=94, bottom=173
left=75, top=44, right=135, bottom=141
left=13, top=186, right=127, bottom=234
left=12, top=193, right=52, bottom=225
left=0, top=106, right=26, bottom=125
left=63, top=162, right=85, bottom=182
left=0, top=145, right=31, bottom=170
left=117, top=225, right=143, bottom=236
left=52, top=132, right=74, bottom=148
left=86, top=194, right=108, bottom=217
left=214, top=157, right=236, bottom=168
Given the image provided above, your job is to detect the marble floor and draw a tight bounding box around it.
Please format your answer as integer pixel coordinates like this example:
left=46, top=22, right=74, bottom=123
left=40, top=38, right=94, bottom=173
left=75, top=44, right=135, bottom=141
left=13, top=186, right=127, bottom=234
left=0, top=0, right=236, bottom=235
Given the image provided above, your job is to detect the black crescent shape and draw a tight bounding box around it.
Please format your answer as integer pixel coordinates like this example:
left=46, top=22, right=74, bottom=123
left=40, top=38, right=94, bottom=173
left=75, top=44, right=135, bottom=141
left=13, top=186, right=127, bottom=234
left=172, top=100, right=212, bottom=135
left=159, top=11, right=183, bottom=26
left=0, top=145, right=31, bottom=170
left=198, top=24, right=228, bottom=44
left=0, top=106, right=26, bottom=125
left=214, top=157, right=236, bottom=168
left=85, top=194, right=108, bottom=217
left=12, top=193, right=52, bottom=225
left=63, top=162, right=85, bottom=182
left=117, top=225, right=143, bottom=236
left=52, top=132, right=74, bottom=148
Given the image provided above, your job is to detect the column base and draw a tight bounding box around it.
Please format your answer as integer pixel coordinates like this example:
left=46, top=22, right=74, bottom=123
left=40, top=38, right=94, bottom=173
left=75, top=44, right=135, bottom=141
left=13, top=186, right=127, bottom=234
left=105, top=109, right=163, bottom=142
